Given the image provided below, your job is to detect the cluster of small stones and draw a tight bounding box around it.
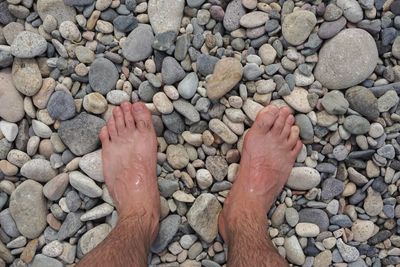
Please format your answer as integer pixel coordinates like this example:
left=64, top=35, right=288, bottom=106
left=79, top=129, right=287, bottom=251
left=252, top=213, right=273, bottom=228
left=1, top=0, right=400, bottom=266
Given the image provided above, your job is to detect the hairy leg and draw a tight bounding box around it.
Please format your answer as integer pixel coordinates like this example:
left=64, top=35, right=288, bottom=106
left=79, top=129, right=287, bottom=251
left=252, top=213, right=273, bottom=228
left=219, top=105, right=302, bottom=267
left=76, top=102, right=159, bottom=267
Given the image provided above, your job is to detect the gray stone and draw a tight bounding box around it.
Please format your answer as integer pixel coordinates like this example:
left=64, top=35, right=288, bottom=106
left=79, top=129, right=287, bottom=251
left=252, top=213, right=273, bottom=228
left=78, top=224, right=111, bottom=255
left=58, top=212, right=83, bottom=241
left=314, top=29, right=379, bottom=90
left=299, top=208, right=329, bottom=231
left=196, top=54, right=218, bottom=76
left=113, top=14, right=138, bottom=33
left=337, top=238, right=360, bottom=262
left=47, top=91, right=76, bottom=120
left=89, top=58, right=118, bottom=95
left=295, top=114, right=314, bottom=140
left=10, top=31, right=47, bottom=58
left=0, top=209, right=20, bottom=238
left=148, top=0, right=185, bottom=34
left=162, top=112, right=185, bottom=134
left=9, top=180, right=47, bottom=239
left=162, top=57, right=186, bottom=85
left=223, top=0, right=246, bottom=32
left=282, top=10, right=317, bottom=46
left=122, top=24, right=154, bottom=62
left=321, top=91, right=349, bottom=115
left=37, top=0, right=76, bottom=24
left=346, top=86, right=379, bottom=120
left=69, top=171, right=102, bottom=198
left=377, top=90, right=399, bottom=112
left=64, top=0, right=95, bottom=6
left=59, top=112, right=106, bottom=156
left=151, top=215, right=181, bottom=253
left=79, top=150, right=104, bottom=182
left=0, top=2, right=16, bottom=25
left=20, top=159, right=57, bottom=182
left=206, top=156, right=228, bottom=182
left=173, top=99, right=200, bottom=122
left=178, top=72, right=198, bottom=99
left=318, top=17, right=347, bottom=39
left=343, top=115, right=371, bottom=135
left=187, top=193, right=222, bottom=243
left=337, top=0, right=363, bottom=23
left=31, top=254, right=63, bottom=267
left=377, top=145, right=395, bottom=159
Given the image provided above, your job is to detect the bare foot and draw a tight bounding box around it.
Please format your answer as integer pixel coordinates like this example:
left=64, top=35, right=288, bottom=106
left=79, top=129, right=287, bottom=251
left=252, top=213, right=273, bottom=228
left=219, top=105, right=302, bottom=244
left=99, top=102, right=160, bottom=245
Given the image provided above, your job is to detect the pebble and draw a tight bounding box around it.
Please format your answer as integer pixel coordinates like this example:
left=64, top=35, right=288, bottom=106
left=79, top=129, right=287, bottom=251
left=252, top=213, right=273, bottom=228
left=12, top=58, right=42, bottom=96
left=321, top=178, right=344, bottom=200
left=148, top=0, right=184, bottom=34
left=223, top=0, right=246, bottom=32
left=207, top=58, right=243, bottom=100
left=343, top=115, right=371, bottom=135
left=286, top=167, right=321, bottom=190
left=283, top=88, right=313, bottom=113
left=59, top=112, right=105, bottom=156
left=83, top=93, right=108, bottom=114
left=89, top=58, right=119, bottom=95
left=122, top=24, right=154, bottom=62
left=363, top=188, right=383, bottom=216
left=32, top=120, right=52, bottom=138
left=31, top=254, right=63, bottom=267
left=20, top=159, right=57, bottom=182
left=59, top=21, right=81, bottom=42
left=0, top=120, right=18, bottom=142
left=178, top=72, right=199, bottom=99
left=209, top=119, right=238, bottom=145
left=336, top=0, right=363, bottom=23
left=299, top=209, right=329, bottom=232
left=352, top=220, right=375, bottom=242
left=153, top=92, right=174, bottom=114
left=37, top=0, right=76, bottom=24
left=167, top=145, right=189, bottom=169
left=0, top=69, right=24, bottom=123
left=43, top=173, right=69, bottom=201
left=151, top=215, right=181, bottom=253
left=187, top=193, right=221, bottom=243
left=10, top=31, right=47, bottom=58
left=239, top=11, right=269, bottom=28
left=0, top=209, right=20, bottom=238
left=69, top=171, right=102, bottom=198
left=47, top=91, right=76, bottom=120
left=162, top=57, right=186, bottom=85
left=314, top=29, right=378, bottom=90
left=78, top=224, right=111, bottom=255
left=337, top=238, right=360, bottom=262
left=81, top=203, right=114, bottom=221
left=79, top=149, right=104, bottom=183
left=285, top=235, right=306, bottom=265
left=346, top=86, right=379, bottom=120
left=282, top=10, right=317, bottom=46
left=9, top=180, right=47, bottom=239
left=321, top=91, right=349, bottom=115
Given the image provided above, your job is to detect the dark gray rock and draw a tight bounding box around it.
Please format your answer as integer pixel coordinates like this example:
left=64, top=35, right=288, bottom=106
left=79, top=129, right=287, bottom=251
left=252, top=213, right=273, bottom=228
left=0, top=2, right=16, bottom=24
left=89, top=58, right=118, bottom=95
left=318, top=17, right=347, bottom=39
left=197, top=54, right=219, bottom=76
left=161, top=57, right=186, bottom=85
left=57, top=212, right=83, bottom=241
left=330, top=214, right=353, bottom=228
left=63, top=0, right=95, bottom=6
left=122, top=24, right=154, bottom=62
left=298, top=208, right=330, bottom=231
left=47, top=91, right=76, bottom=121
left=151, top=215, right=181, bottom=253
left=58, top=113, right=106, bottom=156
left=113, top=14, right=138, bottom=33
left=162, top=112, right=185, bottom=134
left=321, top=178, right=345, bottom=200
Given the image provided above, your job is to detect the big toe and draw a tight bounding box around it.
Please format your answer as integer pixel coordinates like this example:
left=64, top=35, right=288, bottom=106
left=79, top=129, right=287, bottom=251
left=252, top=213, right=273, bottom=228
left=132, top=102, right=153, bottom=132
left=253, top=105, right=280, bottom=134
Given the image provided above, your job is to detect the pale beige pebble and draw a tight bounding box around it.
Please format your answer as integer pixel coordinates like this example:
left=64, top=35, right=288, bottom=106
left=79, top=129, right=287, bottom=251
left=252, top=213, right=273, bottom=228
left=313, top=250, right=332, bottom=267
left=364, top=187, right=383, bottom=216
left=39, top=139, right=54, bottom=159
left=86, top=10, right=101, bottom=30
left=96, top=0, right=112, bottom=11
left=342, top=182, right=356, bottom=197
left=75, top=63, right=89, bottom=76
left=59, top=21, right=81, bottom=42
left=253, top=92, right=271, bottom=106
left=209, top=118, right=238, bottom=145
left=0, top=179, right=15, bottom=194
left=172, top=190, right=195, bottom=203
left=153, top=92, right=174, bottom=114
left=145, top=59, right=156, bottom=73
left=295, top=223, right=320, bottom=237
left=242, top=0, right=257, bottom=9
left=223, top=115, right=244, bottom=136
left=36, top=109, right=54, bottom=125
left=27, top=136, right=40, bottom=156
left=352, top=220, right=375, bottom=242
left=239, top=11, right=269, bottom=28
left=202, top=130, right=214, bottom=146
left=50, top=133, right=66, bottom=153
left=6, top=149, right=30, bottom=168
left=206, top=58, right=243, bottom=100
left=31, top=78, right=55, bottom=109
left=195, top=169, right=213, bottom=189
left=322, top=237, right=336, bottom=249
left=12, top=58, right=42, bottom=96
left=242, top=98, right=263, bottom=121
left=0, top=160, right=18, bottom=176
left=65, top=157, right=81, bottom=172
left=96, top=20, right=114, bottom=34
left=283, top=87, right=313, bottom=113
left=316, top=110, right=338, bottom=127
left=182, top=131, right=202, bottom=147
left=284, top=235, right=306, bottom=265
left=164, top=85, right=180, bottom=100
left=136, top=14, right=149, bottom=23
left=83, top=92, right=108, bottom=114
left=259, top=43, right=277, bottom=65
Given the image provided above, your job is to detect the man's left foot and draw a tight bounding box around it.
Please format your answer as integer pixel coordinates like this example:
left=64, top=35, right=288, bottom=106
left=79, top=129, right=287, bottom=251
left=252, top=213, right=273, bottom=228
left=99, top=102, right=160, bottom=244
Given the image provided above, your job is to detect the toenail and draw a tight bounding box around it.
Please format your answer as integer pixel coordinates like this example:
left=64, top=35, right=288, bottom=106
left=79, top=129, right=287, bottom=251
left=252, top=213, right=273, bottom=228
left=287, top=115, right=294, bottom=124
left=133, top=103, right=145, bottom=111
left=137, top=120, right=149, bottom=129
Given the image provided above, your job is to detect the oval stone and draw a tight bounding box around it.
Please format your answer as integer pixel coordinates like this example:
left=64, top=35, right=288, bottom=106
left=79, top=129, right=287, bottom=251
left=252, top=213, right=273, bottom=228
left=286, top=167, right=321, bottom=190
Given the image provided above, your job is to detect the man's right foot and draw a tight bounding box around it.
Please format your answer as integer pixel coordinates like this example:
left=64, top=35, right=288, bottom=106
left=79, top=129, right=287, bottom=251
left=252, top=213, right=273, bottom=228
left=219, top=105, right=302, bottom=244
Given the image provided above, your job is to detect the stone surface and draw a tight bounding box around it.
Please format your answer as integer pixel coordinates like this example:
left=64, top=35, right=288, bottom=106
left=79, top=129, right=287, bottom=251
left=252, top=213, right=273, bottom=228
left=20, top=159, right=57, bottom=182
left=37, top=0, right=76, bottom=24
left=58, top=112, right=106, bottom=156
left=89, top=58, right=119, bottom=95
left=314, top=29, right=378, bottom=90
left=148, top=0, right=185, bottom=34
left=47, top=91, right=76, bottom=120
left=12, top=58, right=42, bottom=96
left=282, top=10, right=317, bottom=46
left=79, top=150, right=104, bottom=182
left=122, top=24, right=154, bottom=62
left=78, top=224, right=111, bottom=255
left=346, top=86, right=379, bottom=120
left=0, top=69, right=24, bottom=123
left=286, top=167, right=321, bottom=190
left=207, top=58, right=243, bottom=100
left=9, top=180, right=47, bottom=239
left=187, top=193, right=222, bottom=243
left=151, top=215, right=181, bottom=253
left=10, top=31, right=47, bottom=58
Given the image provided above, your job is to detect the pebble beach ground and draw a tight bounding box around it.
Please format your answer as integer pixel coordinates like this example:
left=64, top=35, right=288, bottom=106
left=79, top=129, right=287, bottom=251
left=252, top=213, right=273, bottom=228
left=0, top=0, right=400, bottom=266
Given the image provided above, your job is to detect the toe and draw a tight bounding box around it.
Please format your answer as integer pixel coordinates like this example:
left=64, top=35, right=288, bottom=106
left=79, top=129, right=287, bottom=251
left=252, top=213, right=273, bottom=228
left=132, top=102, right=153, bottom=132
left=107, top=116, right=118, bottom=139
left=253, top=105, right=280, bottom=133
left=288, top=125, right=300, bottom=148
left=113, top=106, right=125, bottom=134
left=99, top=126, right=110, bottom=146
left=271, top=107, right=290, bottom=135
left=291, top=140, right=303, bottom=158
left=280, top=114, right=295, bottom=139
left=121, top=102, right=135, bottom=129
